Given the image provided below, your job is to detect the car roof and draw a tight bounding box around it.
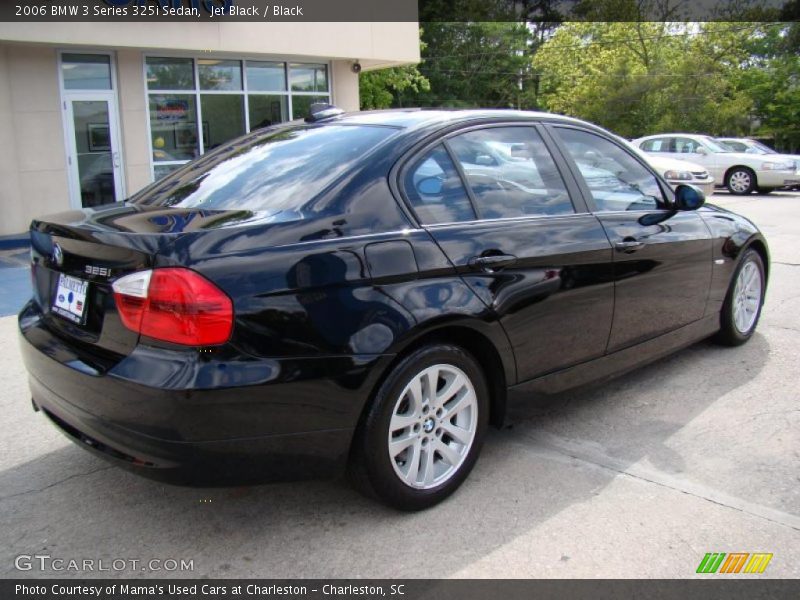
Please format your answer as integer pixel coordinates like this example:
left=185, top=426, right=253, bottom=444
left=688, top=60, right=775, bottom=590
left=317, top=108, right=592, bottom=130
left=636, top=133, right=710, bottom=139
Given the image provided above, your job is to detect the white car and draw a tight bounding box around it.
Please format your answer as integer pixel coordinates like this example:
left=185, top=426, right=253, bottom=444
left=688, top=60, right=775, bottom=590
left=632, top=133, right=798, bottom=195
left=641, top=154, right=714, bottom=198
left=717, top=137, right=800, bottom=191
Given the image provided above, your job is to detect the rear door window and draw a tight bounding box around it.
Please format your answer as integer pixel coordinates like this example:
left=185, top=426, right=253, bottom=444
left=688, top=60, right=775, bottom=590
left=403, top=145, right=477, bottom=224
left=640, top=138, right=673, bottom=152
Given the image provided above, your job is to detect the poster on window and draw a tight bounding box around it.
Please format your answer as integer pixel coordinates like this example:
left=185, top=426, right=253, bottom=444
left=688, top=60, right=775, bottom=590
left=154, top=98, right=189, bottom=122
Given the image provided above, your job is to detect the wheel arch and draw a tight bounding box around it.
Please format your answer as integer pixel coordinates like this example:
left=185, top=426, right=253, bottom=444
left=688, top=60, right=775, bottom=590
left=724, top=164, right=757, bottom=186
left=743, top=236, right=770, bottom=284
left=360, top=322, right=512, bottom=433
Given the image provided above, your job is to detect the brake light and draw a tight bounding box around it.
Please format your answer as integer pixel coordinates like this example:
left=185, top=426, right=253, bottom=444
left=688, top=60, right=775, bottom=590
left=112, top=268, right=233, bottom=346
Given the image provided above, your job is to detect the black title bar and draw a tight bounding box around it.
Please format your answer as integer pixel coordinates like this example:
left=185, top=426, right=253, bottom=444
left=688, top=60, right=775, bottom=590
left=0, top=0, right=796, bottom=22
left=4, top=579, right=800, bottom=600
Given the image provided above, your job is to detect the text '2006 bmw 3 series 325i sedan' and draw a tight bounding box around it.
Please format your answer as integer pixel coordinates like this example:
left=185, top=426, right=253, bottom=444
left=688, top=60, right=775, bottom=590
left=19, top=107, right=769, bottom=510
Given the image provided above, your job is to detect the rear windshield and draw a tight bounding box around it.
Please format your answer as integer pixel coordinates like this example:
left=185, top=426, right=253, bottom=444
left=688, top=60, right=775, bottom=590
left=131, top=124, right=398, bottom=214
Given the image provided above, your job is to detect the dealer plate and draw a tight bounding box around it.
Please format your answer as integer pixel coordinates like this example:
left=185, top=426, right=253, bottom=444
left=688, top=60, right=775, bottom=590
left=52, top=273, right=89, bottom=324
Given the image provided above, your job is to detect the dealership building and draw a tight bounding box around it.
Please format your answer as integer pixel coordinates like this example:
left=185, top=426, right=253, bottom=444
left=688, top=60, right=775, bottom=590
left=0, top=22, right=419, bottom=239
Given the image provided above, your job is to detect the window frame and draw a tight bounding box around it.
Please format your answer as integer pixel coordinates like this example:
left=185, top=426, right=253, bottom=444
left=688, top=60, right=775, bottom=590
left=394, top=121, right=589, bottom=228
left=143, top=53, right=332, bottom=182
left=545, top=123, right=675, bottom=215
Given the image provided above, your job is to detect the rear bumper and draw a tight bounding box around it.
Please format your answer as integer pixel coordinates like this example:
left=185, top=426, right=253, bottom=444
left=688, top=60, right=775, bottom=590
left=19, top=301, right=392, bottom=485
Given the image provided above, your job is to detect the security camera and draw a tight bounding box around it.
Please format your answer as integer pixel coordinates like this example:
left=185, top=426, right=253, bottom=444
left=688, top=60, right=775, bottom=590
left=351, top=61, right=362, bottom=74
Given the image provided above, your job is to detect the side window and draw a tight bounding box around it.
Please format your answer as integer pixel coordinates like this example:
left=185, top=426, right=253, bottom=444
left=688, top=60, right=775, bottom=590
left=675, top=137, right=700, bottom=154
left=555, top=127, right=666, bottom=212
left=404, top=145, right=476, bottom=224
left=641, top=138, right=665, bottom=152
left=724, top=140, right=747, bottom=152
left=448, top=127, right=574, bottom=219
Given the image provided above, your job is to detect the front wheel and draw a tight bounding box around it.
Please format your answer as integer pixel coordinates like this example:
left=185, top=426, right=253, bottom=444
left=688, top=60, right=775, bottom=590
left=726, top=167, right=756, bottom=195
left=715, top=249, right=766, bottom=346
left=349, top=344, right=489, bottom=510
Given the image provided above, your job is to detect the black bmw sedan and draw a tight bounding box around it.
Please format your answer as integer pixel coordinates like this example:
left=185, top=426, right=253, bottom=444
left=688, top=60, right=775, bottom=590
left=19, top=108, right=768, bottom=510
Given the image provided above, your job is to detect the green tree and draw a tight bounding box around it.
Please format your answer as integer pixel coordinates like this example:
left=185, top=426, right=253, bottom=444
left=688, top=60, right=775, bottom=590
left=734, top=23, right=800, bottom=151
left=415, top=21, right=544, bottom=109
left=532, top=22, right=760, bottom=138
left=359, top=63, right=431, bottom=110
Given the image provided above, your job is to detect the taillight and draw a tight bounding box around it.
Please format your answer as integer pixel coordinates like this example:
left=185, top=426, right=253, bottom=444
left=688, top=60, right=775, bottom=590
left=112, top=268, right=233, bottom=346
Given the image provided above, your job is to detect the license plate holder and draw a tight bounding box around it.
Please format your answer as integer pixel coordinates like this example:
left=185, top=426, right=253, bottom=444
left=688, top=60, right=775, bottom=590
left=52, top=273, right=89, bottom=324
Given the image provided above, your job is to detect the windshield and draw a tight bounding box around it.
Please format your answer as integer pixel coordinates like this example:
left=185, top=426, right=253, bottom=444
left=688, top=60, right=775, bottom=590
left=131, top=124, right=398, bottom=213
left=751, top=140, right=777, bottom=154
left=700, top=136, right=732, bottom=153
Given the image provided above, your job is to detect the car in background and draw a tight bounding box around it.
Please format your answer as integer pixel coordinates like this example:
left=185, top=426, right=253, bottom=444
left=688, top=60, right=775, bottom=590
left=19, top=108, right=769, bottom=510
left=632, top=133, right=798, bottom=195
left=638, top=153, right=715, bottom=198
left=716, top=137, right=800, bottom=191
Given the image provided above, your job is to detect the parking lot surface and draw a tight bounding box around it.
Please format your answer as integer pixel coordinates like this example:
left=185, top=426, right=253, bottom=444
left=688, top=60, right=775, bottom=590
left=1, top=191, right=798, bottom=578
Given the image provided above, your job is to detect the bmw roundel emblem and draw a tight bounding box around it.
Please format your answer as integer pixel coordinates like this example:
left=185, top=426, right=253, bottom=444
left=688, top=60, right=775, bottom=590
left=52, top=243, right=64, bottom=266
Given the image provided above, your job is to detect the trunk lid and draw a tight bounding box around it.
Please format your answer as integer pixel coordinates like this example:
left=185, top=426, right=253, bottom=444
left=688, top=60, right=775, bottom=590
left=27, top=204, right=247, bottom=361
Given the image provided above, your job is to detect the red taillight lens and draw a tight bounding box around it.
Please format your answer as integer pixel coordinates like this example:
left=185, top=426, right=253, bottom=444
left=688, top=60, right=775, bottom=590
left=113, top=268, right=233, bottom=346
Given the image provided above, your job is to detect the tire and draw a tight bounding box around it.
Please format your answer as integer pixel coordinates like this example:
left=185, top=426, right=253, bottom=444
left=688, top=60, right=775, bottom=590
left=714, top=249, right=766, bottom=346
left=756, top=187, right=775, bottom=195
left=726, top=167, right=756, bottom=195
left=349, top=344, right=489, bottom=511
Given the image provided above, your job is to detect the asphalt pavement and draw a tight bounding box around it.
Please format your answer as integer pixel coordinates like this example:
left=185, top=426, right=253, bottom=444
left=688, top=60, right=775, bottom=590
left=1, top=191, right=798, bottom=579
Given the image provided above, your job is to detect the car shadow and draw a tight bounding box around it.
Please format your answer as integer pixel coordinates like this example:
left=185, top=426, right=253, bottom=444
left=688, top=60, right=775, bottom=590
left=0, top=333, right=771, bottom=579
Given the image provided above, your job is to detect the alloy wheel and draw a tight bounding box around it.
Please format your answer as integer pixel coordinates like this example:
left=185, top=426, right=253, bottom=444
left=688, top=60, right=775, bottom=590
left=387, top=364, right=478, bottom=489
left=732, top=260, right=762, bottom=333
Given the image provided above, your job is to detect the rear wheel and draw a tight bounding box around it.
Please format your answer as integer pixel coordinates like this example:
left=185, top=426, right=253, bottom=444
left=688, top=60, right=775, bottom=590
left=726, top=167, right=756, bottom=195
left=349, top=344, right=488, bottom=510
left=714, top=249, right=765, bottom=346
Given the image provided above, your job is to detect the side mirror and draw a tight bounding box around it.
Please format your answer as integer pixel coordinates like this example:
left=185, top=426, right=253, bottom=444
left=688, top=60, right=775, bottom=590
left=674, top=184, right=705, bottom=211
left=695, top=146, right=708, bottom=155
left=417, top=176, right=443, bottom=196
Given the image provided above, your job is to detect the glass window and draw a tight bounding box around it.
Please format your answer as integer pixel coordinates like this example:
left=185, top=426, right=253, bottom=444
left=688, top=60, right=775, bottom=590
left=640, top=138, right=672, bottom=152
left=249, top=95, right=288, bottom=130
left=699, top=136, right=731, bottom=152
left=200, top=95, right=245, bottom=151
left=449, top=127, right=574, bottom=219
left=404, top=145, right=476, bottom=224
left=133, top=125, right=398, bottom=213
left=674, top=137, right=703, bottom=154
left=198, top=59, right=242, bottom=91
left=146, top=57, right=194, bottom=90
left=247, top=61, right=286, bottom=91
left=291, top=95, right=330, bottom=120
left=718, top=139, right=746, bottom=152
left=62, top=54, right=112, bottom=90
left=556, top=127, right=665, bottom=212
left=149, top=94, right=199, bottom=161
left=290, top=64, right=328, bottom=92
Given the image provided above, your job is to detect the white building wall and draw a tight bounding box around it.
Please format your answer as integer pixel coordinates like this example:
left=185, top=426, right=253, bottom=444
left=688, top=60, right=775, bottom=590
left=0, top=23, right=419, bottom=236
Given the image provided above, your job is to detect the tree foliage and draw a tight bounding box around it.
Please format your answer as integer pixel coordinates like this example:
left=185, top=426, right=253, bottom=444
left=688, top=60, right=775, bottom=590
left=532, top=22, right=761, bottom=139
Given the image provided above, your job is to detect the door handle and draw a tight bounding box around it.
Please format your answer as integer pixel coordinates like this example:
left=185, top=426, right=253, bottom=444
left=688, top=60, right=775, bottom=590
left=614, top=239, right=645, bottom=253
left=469, top=253, right=518, bottom=272
left=112, top=152, right=120, bottom=169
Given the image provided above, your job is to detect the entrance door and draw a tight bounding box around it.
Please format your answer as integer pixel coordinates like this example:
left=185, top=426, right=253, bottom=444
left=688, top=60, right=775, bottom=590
left=65, top=96, right=124, bottom=208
